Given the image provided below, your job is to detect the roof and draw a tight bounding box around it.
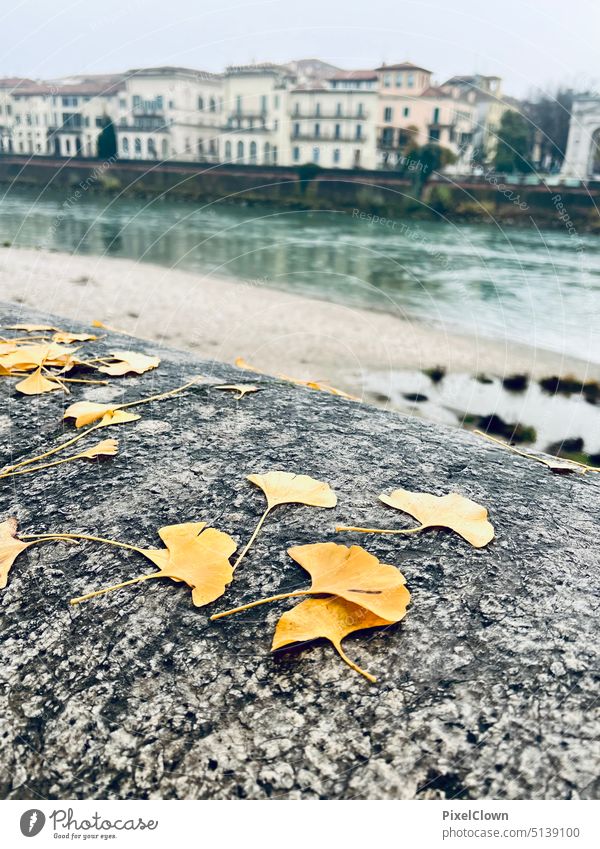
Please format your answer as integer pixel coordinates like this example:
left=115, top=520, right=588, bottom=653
left=225, top=62, right=293, bottom=76
left=327, top=69, right=378, bottom=81
left=127, top=66, right=218, bottom=81
left=376, top=61, right=432, bottom=74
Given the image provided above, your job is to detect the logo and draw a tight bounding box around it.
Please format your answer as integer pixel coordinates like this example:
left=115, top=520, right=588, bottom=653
left=20, top=810, right=46, bottom=837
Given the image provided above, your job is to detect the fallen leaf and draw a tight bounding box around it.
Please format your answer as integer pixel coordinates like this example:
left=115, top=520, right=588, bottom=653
left=0, top=518, right=33, bottom=589
left=234, top=357, right=356, bottom=400
left=15, top=367, right=62, bottom=395
left=377, top=489, right=494, bottom=547
left=97, top=350, right=160, bottom=376
left=272, top=595, right=395, bottom=683
left=288, top=542, right=410, bottom=621
left=64, top=401, right=120, bottom=428
left=69, top=522, right=237, bottom=608
left=474, top=430, right=594, bottom=475
left=0, top=343, right=77, bottom=372
left=233, top=472, right=338, bottom=570
left=6, top=324, right=58, bottom=332
left=98, top=410, right=141, bottom=427
left=79, top=438, right=119, bottom=459
left=214, top=384, right=259, bottom=399
left=52, top=331, right=98, bottom=344
left=247, top=471, right=337, bottom=510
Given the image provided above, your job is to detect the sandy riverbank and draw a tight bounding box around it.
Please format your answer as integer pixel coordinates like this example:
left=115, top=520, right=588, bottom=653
left=1, top=246, right=598, bottom=395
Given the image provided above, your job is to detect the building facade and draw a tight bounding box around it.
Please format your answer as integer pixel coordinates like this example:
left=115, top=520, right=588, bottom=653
left=561, top=96, right=600, bottom=181
left=0, top=60, right=516, bottom=175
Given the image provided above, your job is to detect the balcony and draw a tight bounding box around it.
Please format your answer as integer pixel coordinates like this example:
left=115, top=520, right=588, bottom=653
left=292, top=132, right=368, bottom=142
left=291, top=111, right=369, bottom=120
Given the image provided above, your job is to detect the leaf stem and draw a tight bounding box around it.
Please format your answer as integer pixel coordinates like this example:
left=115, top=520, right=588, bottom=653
left=119, top=376, right=205, bottom=411
left=0, top=449, right=105, bottom=478
left=20, top=532, right=146, bottom=555
left=70, top=573, right=155, bottom=605
left=2, top=423, right=104, bottom=473
left=333, top=642, right=377, bottom=683
left=210, top=589, right=312, bottom=620
left=335, top=524, right=424, bottom=535
left=232, top=505, right=271, bottom=571
left=474, top=429, right=600, bottom=473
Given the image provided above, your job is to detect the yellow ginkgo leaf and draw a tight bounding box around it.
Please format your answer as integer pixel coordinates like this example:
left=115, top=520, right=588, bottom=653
left=68, top=522, right=237, bottom=608
left=235, top=356, right=357, bottom=400
left=0, top=342, right=78, bottom=372
left=338, top=489, right=494, bottom=548
left=79, top=438, right=119, bottom=459
left=214, top=384, right=259, bottom=399
left=248, top=471, right=337, bottom=510
left=0, top=518, right=33, bottom=589
left=64, top=401, right=119, bottom=428
left=98, top=409, right=141, bottom=427
left=288, top=542, right=410, bottom=621
left=233, top=472, right=338, bottom=570
left=52, top=331, right=98, bottom=344
left=15, top=367, right=62, bottom=395
left=97, top=351, right=160, bottom=376
left=212, top=542, right=410, bottom=625
left=272, top=595, right=396, bottom=683
left=6, top=324, right=58, bottom=332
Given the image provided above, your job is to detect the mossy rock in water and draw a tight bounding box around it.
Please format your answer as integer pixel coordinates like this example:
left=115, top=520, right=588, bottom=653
left=465, top=413, right=536, bottom=444
left=502, top=374, right=528, bottom=392
left=423, top=365, right=446, bottom=383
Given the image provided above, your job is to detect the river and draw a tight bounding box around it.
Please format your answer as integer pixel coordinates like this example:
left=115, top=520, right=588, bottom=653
left=1, top=185, right=599, bottom=363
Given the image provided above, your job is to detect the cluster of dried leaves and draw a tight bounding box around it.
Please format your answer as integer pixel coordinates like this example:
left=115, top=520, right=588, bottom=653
left=2, top=462, right=495, bottom=682
left=0, top=323, right=160, bottom=396
left=1, top=330, right=510, bottom=682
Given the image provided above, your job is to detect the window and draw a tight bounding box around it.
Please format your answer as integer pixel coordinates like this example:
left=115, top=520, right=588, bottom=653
left=198, top=96, right=204, bottom=110
left=235, top=95, right=242, bottom=114
left=65, top=139, right=71, bottom=153
left=396, top=72, right=403, bottom=86
left=335, top=102, right=342, bottom=116
left=122, top=138, right=129, bottom=154
left=272, top=145, right=277, bottom=164
left=407, top=73, right=414, bottom=87
left=333, top=148, right=340, bottom=164
left=209, top=97, right=216, bottom=113
left=382, top=127, right=394, bottom=145
left=315, top=103, right=321, bottom=116
left=133, top=95, right=141, bottom=109
left=148, top=139, right=157, bottom=158
left=237, top=140, right=244, bottom=161
left=292, top=146, right=300, bottom=162
left=134, top=137, right=142, bottom=155
left=225, top=140, right=232, bottom=160
left=433, top=107, right=440, bottom=124
left=403, top=106, right=410, bottom=117
left=198, top=139, right=204, bottom=156
left=249, top=140, right=257, bottom=163
left=260, top=95, right=267, bottom=113
left=383, top=74, right=391, bottom=87
left=355, top=124, right=363, bottom=140
left=162, top=139, right=169, bottom=158
left=185, top=138, right=191, bottom=153
left=334, top=123, right=341, bottom=139
left=314, top=123, right=320, bottom=137
left=312, top=147, right=320, bottom=163
left=156, top=96, right=163, bottom=110
left=293, top=122, right=300, bottom=138
left=293, top=103, right=300, bottom=116
left=264, top=141, right=270, bottom=162
left=429, top=128, right=440, bottom=142
left=384, top=107, right=393, bottom=122
left=119, top=98, right=126, bottom=109
left=357, top=103, right=364, bottom=117
left=168, top=100, right=175, bottom=109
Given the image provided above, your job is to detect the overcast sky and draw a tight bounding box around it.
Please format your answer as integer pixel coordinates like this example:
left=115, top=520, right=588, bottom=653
left=1, top=0, right=598, bottom=97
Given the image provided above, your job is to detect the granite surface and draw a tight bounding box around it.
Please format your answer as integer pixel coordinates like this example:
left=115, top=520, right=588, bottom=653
left=0, top=303, right=599, bottom=800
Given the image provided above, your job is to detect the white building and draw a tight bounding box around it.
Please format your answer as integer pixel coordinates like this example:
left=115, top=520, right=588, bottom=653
left=561, top=95, right=600, bottom=181
left=116, top=66, right=222, bottom=162
left=288, top=71, right=378, bottom=169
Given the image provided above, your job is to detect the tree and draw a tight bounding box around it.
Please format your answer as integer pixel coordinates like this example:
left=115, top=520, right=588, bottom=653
left=405, top=142, right=457, bottom=195
left=96, top=118, right=117, bottom=159
left=494, top=111, right=531, bottom=173
left=525, top=89, right=574, bottom=171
